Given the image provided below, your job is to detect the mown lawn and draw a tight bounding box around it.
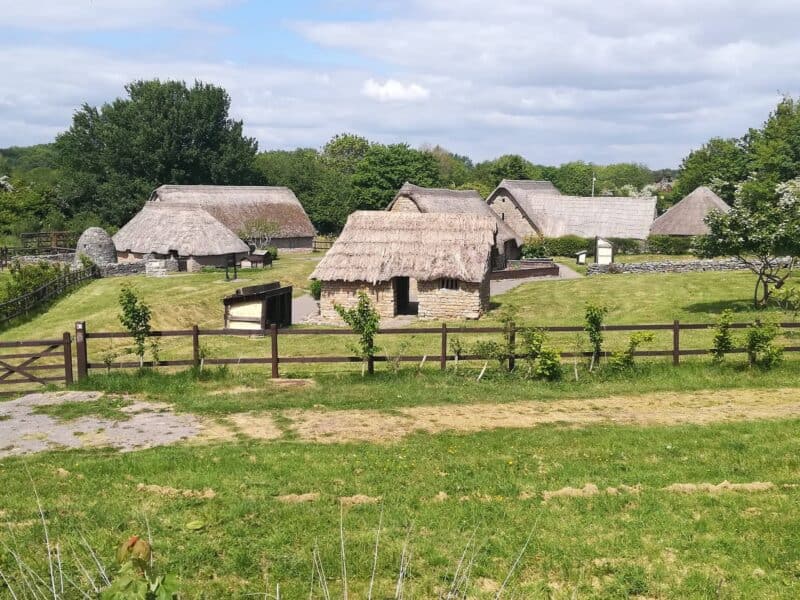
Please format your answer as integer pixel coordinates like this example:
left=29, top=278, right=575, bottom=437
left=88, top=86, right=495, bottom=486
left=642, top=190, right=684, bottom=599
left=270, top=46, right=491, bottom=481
left=2, top=412, right=799, bottom=598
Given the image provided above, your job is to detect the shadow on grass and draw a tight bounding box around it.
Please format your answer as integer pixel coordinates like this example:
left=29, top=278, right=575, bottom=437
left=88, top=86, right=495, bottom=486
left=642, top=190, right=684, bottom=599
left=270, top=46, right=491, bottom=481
left=683, top=299, right=756, bottom=315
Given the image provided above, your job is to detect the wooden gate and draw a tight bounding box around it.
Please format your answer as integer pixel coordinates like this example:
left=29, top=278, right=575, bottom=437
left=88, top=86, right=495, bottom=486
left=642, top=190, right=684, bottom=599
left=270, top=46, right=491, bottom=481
left=0, top=334, right=73, bottom=394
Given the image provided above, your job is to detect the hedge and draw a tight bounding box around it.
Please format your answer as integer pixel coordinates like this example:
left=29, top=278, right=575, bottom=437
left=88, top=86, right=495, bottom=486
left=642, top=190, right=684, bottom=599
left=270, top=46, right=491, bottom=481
left=645, top=235, right=696, bottom=255
left=521, top=235, right=699, bottom=258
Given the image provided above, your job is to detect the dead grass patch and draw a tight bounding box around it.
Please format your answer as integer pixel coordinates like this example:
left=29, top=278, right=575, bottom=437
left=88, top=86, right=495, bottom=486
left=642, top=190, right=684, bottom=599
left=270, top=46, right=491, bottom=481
left=285, top=388, right=800, bottom=444
left=275, top=492, right=320, bottom=504
left=339, top=494, right=381, bottom=507
left=663, top=481, right=775, bottom=494
left=136, top=483, right=217, bottom=499
left=226, top=413, right=283, bottom=440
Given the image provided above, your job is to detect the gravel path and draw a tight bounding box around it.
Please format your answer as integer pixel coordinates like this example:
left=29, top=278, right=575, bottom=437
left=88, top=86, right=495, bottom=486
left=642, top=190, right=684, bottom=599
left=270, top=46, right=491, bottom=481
left=292, top=294, right=319, bottom=323
left=490, top=263, right=582, bottom=295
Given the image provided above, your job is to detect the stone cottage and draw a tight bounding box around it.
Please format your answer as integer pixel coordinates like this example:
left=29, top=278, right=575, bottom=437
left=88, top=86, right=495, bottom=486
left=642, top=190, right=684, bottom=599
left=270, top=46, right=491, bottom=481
left=310, top=211, right=496, bottom=321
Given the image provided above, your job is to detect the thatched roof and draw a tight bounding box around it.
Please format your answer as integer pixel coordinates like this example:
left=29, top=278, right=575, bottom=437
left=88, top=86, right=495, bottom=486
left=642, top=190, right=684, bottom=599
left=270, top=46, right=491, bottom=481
left=650, top=186, right=730, bottom=236
left=499, top=179, right=562, bottom=196
left=387, top=182, right=522, bottom=247
left=113, top=203, right=249, bottom=257
left=150, top=185, right=315, bottom=239
left=490, top=182, right=656, bottom=239
left=310, top=211, right=496, bottom=284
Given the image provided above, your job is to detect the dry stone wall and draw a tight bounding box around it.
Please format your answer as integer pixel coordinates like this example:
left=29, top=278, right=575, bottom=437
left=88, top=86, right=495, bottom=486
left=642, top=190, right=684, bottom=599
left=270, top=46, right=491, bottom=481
left=319, top=280, right=396, bottom=322
left=417, top=280, right=488, bottom=320
left=587, top=258, right=792, bottom=276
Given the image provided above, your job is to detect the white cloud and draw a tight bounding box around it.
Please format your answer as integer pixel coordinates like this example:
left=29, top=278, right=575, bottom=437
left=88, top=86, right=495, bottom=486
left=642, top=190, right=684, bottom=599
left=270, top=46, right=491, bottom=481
left=361, top=79, right=430, bottom=102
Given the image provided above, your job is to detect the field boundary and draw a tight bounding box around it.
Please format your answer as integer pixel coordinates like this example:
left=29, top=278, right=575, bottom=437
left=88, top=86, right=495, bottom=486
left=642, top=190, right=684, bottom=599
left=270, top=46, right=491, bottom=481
left=73, top=319, right=800, bottom=380
left=0, top=266, right=99, bottom=325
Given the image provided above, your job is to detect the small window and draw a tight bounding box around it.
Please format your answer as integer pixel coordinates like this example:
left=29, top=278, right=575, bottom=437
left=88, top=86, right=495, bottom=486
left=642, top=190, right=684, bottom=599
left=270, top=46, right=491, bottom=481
left=501, top=212, right=505, bottom=221
left=440, top=278, right=459, bottom=290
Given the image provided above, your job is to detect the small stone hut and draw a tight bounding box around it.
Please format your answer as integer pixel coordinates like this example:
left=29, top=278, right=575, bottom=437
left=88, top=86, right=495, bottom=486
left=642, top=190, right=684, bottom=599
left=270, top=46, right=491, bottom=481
left=74, top=227, right=117, bottom=266
left=113, top=203, right=250, bottom=272
left=650, top=186, right=730, bottom=236
left=310, top=211, right=496, bottom=321
left=487, top=179, right=657, bottom=240
left=387, top=182, right=522, bottom=269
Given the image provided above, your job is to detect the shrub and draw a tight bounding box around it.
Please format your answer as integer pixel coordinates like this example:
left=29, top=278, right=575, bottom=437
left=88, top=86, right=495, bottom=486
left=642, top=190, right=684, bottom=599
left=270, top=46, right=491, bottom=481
left=533, top=347, right=563, bottom=381
left=309, top=279, right=322, bottom=300
left=1, top=260, right=65, bottom=301
left=607, top=237, right=644, bottom=255
left=646, top=234, right=695, bottom=255
left=711, top=309, right=736, bottom=363
left=584, top=303, right=608, bottom=370
left=744, top=320, right=782, bottom=369
left=522, top=235, right=594, bottom=258
left=607, top=331, right=655, bottom=372
left=264, top=245, right=278, bottom=260
left=520, top=237, right=549, bottom=258
left=118, top=285, right=152, bottom=366
left=334, top=292, right=380, bottom=374
left=471, top=340, right=507, bottom=367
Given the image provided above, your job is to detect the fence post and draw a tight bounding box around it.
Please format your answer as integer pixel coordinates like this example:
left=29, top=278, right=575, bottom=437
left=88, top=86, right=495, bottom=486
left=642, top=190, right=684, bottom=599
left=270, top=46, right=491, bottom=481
left=440, top=323, right=447, bottom=371
left=75, top=321, right=88, bottom=381
left=270, top=323, right=279, bottom=378
left=508, top=321, right=516, bottom=372
left=672, top=320, right=680, bottom=366
left=192, top=325, right=200, bottom=369
left=62, top=332, right=74, bottom=385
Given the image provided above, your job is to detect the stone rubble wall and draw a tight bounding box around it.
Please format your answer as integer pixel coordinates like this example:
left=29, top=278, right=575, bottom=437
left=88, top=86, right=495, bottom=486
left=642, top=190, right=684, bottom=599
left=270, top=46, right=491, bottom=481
left=145, top=258, right=180, bottom=278
left=99, top=261, right=147, bottom=277
left=319, top=280, right=396, bottom=322
left=587, top=257, right=792, bottom=276
left=417, top=280, right=488, bottom=320
left=14, top=253, right=75, bottom=265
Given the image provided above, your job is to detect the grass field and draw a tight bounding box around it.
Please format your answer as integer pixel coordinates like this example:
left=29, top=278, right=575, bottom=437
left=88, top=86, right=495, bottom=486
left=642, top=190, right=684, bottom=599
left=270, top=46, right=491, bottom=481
left=2, top=256, right=800, bottom=597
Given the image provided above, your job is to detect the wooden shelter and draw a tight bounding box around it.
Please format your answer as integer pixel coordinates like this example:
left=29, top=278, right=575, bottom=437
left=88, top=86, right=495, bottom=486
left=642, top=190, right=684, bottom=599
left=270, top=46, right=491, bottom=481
left=487, top=179, right=657, bottom=240
left=650, top=186, right=730, bottom=236
left=387, top=182, right=522, bottom=268
left=223, top=282, right=293, bottom=330
left=310, top=211, right=496, bottom=321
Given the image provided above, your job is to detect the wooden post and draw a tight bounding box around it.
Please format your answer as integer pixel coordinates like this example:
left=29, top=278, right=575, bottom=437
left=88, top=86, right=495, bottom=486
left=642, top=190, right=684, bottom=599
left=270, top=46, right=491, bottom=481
left=367, top=355, right=374, bottom=375
left=75, top=321, right=88, bottom=381
left=270, top=323, right=279, bottom=378
left=672, top=320, right=680, bottom=366
left=508, top=321, right=516, bottom=372
left=440, top=323, right=447, bottom=371
left=62, top=332, right=74, bottom=385
left=192, top=325, right=200, bottom=368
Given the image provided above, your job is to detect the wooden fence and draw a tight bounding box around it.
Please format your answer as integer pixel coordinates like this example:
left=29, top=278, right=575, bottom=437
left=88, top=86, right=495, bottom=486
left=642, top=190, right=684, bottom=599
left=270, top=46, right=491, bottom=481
left=0, top=266, right=99, bottom=326
left=0, top=335, right=73, bottom=395
left=73, top=319, right=800, bottom=380
left=312, top=237, right=335, bottom=252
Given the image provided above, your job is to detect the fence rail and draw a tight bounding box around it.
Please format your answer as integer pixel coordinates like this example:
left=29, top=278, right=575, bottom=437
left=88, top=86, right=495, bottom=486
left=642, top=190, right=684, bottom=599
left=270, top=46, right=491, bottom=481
left=73, top=319, right=800, bottom=380
left=0, top=333, right=73, bottom=395
left=0, top=266, right=99, bottom=326
left=312, top=237, right=335, bottom=251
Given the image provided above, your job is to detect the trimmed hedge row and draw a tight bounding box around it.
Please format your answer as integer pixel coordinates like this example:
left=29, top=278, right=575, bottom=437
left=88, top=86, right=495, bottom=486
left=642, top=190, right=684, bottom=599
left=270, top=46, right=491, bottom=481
left=521, top=235, right=698, bottom=258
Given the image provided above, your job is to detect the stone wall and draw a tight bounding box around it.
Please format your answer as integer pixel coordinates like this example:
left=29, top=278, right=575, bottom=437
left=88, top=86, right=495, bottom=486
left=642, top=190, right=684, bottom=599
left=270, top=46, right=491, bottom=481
left=487, top=195, right=536, bottom=239
left=15, top=253, right=75, bottom=266
left=319, top=280, right=396, bottom=322
left=417, top=279, right=488, bottom=320
left=145, top=258, right=180, bottom=277
left=587, top=258, right=792, bottom=276
left=99, top=261, right=146, bottom=277
left=272, top=237, right=314, bottom=251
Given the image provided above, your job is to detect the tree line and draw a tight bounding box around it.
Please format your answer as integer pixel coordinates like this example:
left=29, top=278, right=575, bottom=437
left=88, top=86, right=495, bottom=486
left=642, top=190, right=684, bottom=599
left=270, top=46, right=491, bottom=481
left=0, top=79, right=673, bottom=239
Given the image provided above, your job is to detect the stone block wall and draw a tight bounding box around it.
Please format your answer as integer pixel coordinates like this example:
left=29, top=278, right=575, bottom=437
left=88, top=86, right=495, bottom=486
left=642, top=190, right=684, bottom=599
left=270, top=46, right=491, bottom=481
left=319, top=280, right=396, bottom=322
left=417, top=279, right=488, bottom=320
left=99, top=261, right=146, bottom=277
left=15, top=253, right=75, bottom=266
left=487, top=195, right=535, bottom=239
left=145, top=258, right=180, bottom=277
left=388, top=196, right=420, bottom=212
left=587, top=258, right=792, bottom=276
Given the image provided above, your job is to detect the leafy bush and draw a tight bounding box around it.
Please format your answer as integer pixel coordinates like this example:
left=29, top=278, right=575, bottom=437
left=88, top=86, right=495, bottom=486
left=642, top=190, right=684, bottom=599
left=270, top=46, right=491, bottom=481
left=1, top=260, right=65, bottom=301
left=607, top=237, right=645, bottom=255
left=584, top=303, right=608, bottom=370
left=522, top=235, right=593, bottom=258
left=607, top=331, right=655, bottom=372
left=335, top=292, right=380, bottom=374
left=471, top=340, right=507, bottom=367
left=711, top=309, right=736, bottom=363
left=309, top=279, right=322, bottom=300
left=532, top=347, right=563, bottom=381
left=646, top=234, right=695, bottom=255
left=744, top=320, right=782, bottom=369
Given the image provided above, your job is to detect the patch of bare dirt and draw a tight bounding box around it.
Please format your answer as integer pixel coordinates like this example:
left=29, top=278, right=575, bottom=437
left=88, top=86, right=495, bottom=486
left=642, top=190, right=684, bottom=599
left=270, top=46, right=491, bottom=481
left=208, top=386, right=259, bottom=396
left=474, top=578, right=500, bottom=593
left=432, top=491, right=449, bottom=502
left=226, top=413, right=283, bottom=440
left=543, top=483, right=600, bottom=500
left=663, top=481, right=775, bottom=494
left=270, top=378, right=315, bottom=389
left=136, top=483, right=217, bottom=499
left=275, top=492, right=319, bottom=504
left=339, top=494, right=381, bottom=507
left=285, top=388, right=800, bottom=444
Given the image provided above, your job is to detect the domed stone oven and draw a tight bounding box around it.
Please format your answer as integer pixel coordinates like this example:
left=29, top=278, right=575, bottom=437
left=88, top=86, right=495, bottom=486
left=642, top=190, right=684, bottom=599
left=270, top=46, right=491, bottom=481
left=74, top=227, right=117, bottom=266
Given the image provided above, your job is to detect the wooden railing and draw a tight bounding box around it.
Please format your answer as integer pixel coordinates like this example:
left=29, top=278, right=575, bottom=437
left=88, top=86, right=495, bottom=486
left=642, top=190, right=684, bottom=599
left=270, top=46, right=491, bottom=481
left=0, top=266, right=99, bottom=326
left=0, top=335, right=73, bottom=395
left=312, top=237, right=335, bottom=251
left=73, top=319, right=800, bottom=380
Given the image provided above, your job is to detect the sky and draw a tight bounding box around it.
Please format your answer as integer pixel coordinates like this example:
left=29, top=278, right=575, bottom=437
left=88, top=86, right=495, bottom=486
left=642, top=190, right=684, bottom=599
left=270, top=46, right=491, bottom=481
left=1, top=0, right=798, bottom=168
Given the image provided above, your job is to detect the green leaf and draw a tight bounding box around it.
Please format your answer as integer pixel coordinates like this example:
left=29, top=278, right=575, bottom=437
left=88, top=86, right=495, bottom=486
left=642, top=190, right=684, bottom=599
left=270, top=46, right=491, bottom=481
left=185, top=519, right=205, bottom=531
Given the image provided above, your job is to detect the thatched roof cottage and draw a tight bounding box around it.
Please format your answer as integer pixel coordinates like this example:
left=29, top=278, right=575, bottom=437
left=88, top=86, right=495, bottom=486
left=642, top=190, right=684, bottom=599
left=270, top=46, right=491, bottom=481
left=487, top=179, right=657, bottom=240
left=387, top=182, right=522, bottom=268
left=149, top=185, right=316, bottom=251
left=311, top=211, right=496, bottom=321
left=650, top=186, right=730, bottom=236
left=113, top=203, right=250, bottom=271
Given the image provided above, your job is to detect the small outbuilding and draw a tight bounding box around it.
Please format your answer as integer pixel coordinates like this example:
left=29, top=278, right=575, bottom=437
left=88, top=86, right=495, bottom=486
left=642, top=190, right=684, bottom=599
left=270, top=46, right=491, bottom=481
left=223, top=282, right=293, bottom=330
left=74, top=227, right=117, bottom=267
left=310, top=211, right=496, bottom=321
left=387, top=182, right=522, bottom=269
left=650, top=186, right=730, bottom=236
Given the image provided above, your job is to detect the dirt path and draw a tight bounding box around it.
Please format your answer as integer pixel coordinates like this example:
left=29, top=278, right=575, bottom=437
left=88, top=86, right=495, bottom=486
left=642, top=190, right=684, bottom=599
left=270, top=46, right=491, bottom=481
left=284, top=387, right=800, bottom=443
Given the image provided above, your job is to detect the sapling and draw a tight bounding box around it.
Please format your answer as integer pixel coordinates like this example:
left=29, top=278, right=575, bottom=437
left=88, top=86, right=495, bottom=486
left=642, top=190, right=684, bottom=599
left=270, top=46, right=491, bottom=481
left=118, top=285, right=152, bottom=368
left=335, top=292, right=380, bottom=375
left=584, top=303, right=608, bottom=371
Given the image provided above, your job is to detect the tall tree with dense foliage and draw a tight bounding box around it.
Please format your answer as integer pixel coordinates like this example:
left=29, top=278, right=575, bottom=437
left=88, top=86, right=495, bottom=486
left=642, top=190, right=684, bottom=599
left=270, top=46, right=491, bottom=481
left=553, top=161, right=595, bottom=195
left=698, top=178, right=800, bottom=308
left=473, top=154, right=540, bottom=188
left=669, top=137, right=748, bottom=204
left=352, top=143, right=441, bottom=210
left=55, top=80, right=261, bottom=227
left=745, top=96, right=800, bottom=187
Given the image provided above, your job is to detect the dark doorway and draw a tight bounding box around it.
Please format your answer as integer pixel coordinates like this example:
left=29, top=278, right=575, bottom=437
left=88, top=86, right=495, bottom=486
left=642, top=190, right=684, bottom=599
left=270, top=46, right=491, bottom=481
left=394, top=277, right=417, bottom=315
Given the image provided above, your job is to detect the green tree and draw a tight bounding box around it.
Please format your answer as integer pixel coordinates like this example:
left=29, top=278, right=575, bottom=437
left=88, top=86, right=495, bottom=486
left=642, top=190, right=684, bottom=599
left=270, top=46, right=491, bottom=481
left=745, top=96, right=800, bottom=187
left=595, top=163, right=654, bottom=195
left=423, top=145, right=473, bottom=187
left=321, top=133, right=371, bottom=175
left=669, top=137, right=748, bottom=204
left=352, top=143, right=441, bottom=210
left=55, top=79, right=261, bottom=227
left=553, top=161, right=595, bottom=196
left=473, top=154, right=539, bottom=189
left=698, top=178, right=800, bottom=307
left=118, top=286, right=153, bottom=366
